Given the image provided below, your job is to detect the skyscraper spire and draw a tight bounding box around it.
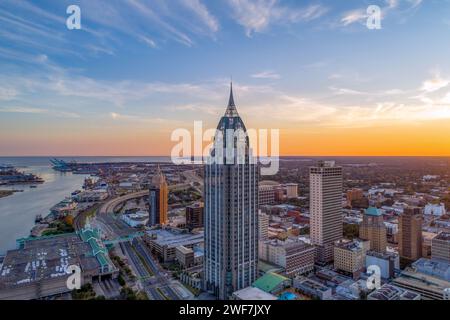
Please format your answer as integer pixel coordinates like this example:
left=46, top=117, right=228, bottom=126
left=228, top=81, right=235, bottom=107
left=225, top=82, right=239, bottom=117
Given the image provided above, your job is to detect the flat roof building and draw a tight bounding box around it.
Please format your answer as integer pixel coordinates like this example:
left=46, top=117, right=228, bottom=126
left=259, top=239, right=315, bottom=278
left=232, top=286, right=278, bottom=300
left=334, top=239, right=369, bottom=278
left=432, top=232, right=450, bottom=263
left=0, top=229, right=117, bottom=300
left=144, top=229, right=204, bottom=262
left=368, top=284, right=421, bottom=300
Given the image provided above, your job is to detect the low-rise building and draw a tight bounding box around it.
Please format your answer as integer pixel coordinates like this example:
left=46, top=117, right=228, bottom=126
left=122, top=210, right=149, bottom=228
left=432, top=232, right=450, bottom=263
left=393, top=269, right=450, bottom=300
left=0, top=228, right=117, bottom=300
left=175, top=246, right=194, bottom=268
left=232, top=286, right=278, bottom=300
left=293, top=276, right=332, bottom=300
left=259, top=239, right=314, bottom=278
left=252, top=272, right=290, bottom=295
left=143, top=229, right=204, bottom=262
left=365, top=250, right=399, bottom=279
left=334, top=239, right=370, bottom=278
left=367, top=284, right=421, bottom=300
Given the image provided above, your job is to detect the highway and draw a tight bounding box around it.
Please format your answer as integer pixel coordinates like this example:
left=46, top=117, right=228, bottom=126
left=85, top=173, right=202, bottom=300
left=93, top=189, right=187, bottom=300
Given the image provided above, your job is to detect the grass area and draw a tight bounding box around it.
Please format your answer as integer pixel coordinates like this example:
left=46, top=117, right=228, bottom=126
left=41, top=220, right=74, bottom=236
left=75, top=204, right=100, bottom=229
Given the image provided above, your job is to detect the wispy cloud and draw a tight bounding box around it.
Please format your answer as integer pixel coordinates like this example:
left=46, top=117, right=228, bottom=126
left=0, top=106, right=80, bottom=118
left=340, top=0, right=424, bottom=27
left=420, top=71, right=449, bottom=93
left=179, top=0, right=219, bottom=33
left=227, top=0, right=328, bottom=36
left=251, top=71, right=281, bottom=79
left=341, top=9, right=367, bottom=26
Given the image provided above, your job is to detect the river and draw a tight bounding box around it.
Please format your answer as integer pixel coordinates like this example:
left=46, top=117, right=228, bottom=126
left=0, top=156, right=171, bottom=254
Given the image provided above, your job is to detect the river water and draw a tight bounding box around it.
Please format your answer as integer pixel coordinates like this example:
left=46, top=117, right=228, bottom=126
left=0, top=157, right=170, bottom=254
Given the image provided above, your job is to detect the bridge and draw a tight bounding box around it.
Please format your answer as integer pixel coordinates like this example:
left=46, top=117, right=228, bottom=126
left=103, top=231, right=145, bottom=246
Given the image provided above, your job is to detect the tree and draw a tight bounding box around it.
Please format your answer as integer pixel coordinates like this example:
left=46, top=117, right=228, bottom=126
left=343, top=223, right=359, bottom=239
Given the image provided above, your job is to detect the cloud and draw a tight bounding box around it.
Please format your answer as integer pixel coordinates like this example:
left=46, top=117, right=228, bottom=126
left=251, top=71, right=281, bottom=79
left=179, top=0, right=219, bottom=33
left=139, top=36, right=158, bottom=49
left=340, top=0, right=424, bottom=27
left=0, top=106, right=80, bottom=118
left=329, top=86, right=366, bottom=96
left=0, top=87, right=17, bottom=101
left=341, top=9, right=367, bottom=26
left=227, top=0, right=328, bottom=36
left=420, top=71, right=449, bottom=93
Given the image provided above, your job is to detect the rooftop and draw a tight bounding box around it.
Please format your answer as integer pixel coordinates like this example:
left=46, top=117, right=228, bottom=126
left=435, top=232, right=450, bottom=241
left=233, top=286, right=277, bottom=300
left=365, top=207, right=382, bottom=217
left=253, top=272, right=289, bottom=293
left=146, top=229, right=204, bottom=248
left=0, top=231, right=114, bottom=290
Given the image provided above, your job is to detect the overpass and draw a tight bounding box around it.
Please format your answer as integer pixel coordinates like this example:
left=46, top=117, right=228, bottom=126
left=98, top=183, right=194, bottom=215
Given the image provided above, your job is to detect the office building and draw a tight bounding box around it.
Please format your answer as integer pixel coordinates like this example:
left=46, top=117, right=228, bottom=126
left=203, top=84, right=259, bottom=299
left=359, top=207, right=387, bottom=253
left=186, top=203, right=204, bottom=230
left=346, top=188, right=364, bottom=206
left=310, top=161, right=343, bottom=263
left=367, top=284, right=421, bottom=300
left=258, top=182, right=280, bottom=206
left=399, top=207, right=423, bottom=261
left=432, top=232, right=450, bottom=263
left=258, top=212, right=269, bottom=240
left=365, top=250, right=399, bottom=279
left=293, top=276, right=332, bottom=300
left=285, top=183, right=298, bottom=199
left=144, top=229, right=204, bottom=263
left=333, top=239, right=369, bottom=278
left=149, top=165, right=168, bottom=226
left=258, top=239, right=315, bottom=278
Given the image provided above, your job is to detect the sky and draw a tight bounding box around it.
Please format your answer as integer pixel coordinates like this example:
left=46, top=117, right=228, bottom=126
left=0, top=0, right=450, bottom=156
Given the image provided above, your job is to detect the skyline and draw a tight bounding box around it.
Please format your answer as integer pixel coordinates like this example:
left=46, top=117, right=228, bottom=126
left=1, top=0, right=450, bottom=156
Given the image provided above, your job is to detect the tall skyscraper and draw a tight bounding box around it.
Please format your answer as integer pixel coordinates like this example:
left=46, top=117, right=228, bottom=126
left=360, top=207, right=387, bottom=253
left=149, top=165, right=168, bottom=226
left=399, top=207, right=423, bottom=261
left=204, top=84, right=259, bottom=299
left=310, top=161, right=343, bottom=264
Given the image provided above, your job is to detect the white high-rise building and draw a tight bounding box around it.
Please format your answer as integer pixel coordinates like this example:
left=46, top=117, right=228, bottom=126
left=203, top=84, right=259, bottom=300
left=310, top=161, right=343, bottom=263
left=258, top=211, right=269, bottom=240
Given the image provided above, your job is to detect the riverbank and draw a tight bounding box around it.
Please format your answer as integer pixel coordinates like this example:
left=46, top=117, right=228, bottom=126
left=0, top=190, right=14, bottom=199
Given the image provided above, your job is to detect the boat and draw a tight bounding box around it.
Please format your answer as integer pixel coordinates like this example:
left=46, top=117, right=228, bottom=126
left=30, top=185, right=38, bottom=188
